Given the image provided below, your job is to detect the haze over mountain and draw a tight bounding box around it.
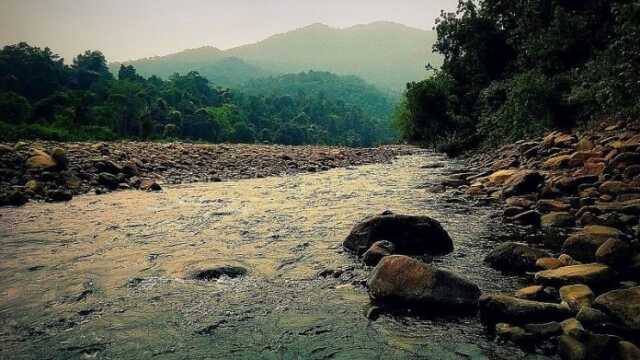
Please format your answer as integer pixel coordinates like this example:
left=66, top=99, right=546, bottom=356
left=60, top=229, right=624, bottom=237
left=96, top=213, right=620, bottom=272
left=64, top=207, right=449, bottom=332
left=110, top=21, right=440, bottom=91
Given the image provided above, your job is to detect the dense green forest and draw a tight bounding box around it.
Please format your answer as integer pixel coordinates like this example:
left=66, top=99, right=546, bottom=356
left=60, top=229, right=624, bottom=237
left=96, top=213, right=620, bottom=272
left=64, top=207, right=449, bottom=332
left=394, top=0, right=640, bottom=153
left=0, top=43, right=396, bottom=146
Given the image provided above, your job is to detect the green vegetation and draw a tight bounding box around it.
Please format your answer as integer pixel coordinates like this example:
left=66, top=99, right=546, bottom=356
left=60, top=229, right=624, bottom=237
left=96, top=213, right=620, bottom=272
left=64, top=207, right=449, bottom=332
left=112, top=22, right=441, bottom=91
left=395, top=0, right=640, bottom=152
left=0, top=43, right=396, bottom=146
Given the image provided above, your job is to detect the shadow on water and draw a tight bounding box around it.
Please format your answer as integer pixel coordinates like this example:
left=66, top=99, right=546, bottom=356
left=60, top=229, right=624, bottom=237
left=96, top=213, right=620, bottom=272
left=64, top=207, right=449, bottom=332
left=0, top=153, right=550, bottom=359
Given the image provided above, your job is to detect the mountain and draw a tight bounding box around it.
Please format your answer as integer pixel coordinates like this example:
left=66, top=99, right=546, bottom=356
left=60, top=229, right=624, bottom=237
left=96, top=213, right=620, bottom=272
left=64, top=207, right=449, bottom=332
left=110, top=21, right=440, bottom=90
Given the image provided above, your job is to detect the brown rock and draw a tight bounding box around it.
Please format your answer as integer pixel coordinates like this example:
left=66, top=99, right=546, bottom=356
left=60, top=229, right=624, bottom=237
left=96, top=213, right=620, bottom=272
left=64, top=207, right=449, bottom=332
left=514, top=285, right=545, bottom=300
left=594, top=286, right=640, bottom=331
left=600, top=181, right=634, bottom=195
left=559, top=284, right=594, bottom=312
left=484, top=242, right=550, bottom=273
left=558, top=335, right=587, bottom=360
left=535, top=263, right=612, bottom=287
left=367, top=255, right=480, bottom=309
left=537, top=199, right=571, bottom=212
left=544, top=154, right=572, bottom=169
left=536, top=257, right=564, bottom=270
left=541, top=212, right=575, bottom=228
left=479, top=293, right=571, bottom=324
left=616, top=341, right=640, bottom=360
left=26, top=149, right=56, bottom=170
left=362, top=240, right=394, bottom=266
left=595, top=238, right=631, bottom=266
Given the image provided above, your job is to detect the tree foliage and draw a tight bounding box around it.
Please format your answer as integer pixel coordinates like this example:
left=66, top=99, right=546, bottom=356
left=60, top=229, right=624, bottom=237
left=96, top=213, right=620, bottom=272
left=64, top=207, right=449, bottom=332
left=0, top=43, right=395, bottom=146
left=396, top=0, right=640, bottom=149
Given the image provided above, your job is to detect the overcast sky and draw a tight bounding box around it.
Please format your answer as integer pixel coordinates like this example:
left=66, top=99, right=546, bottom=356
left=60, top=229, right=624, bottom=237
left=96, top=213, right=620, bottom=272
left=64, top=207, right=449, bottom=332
left=1, top=0, right=458, bottom=63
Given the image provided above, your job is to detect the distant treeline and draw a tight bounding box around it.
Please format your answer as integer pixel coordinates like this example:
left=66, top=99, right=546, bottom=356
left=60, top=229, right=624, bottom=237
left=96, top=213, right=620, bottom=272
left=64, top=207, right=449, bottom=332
left=0, top=43, right=396, bottom=146
left=394, top=0, right=640, bottom=153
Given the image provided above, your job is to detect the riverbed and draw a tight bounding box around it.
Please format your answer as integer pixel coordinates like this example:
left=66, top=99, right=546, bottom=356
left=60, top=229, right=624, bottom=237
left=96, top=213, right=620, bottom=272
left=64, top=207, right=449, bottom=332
left=0, top=152, right=540, bottom=359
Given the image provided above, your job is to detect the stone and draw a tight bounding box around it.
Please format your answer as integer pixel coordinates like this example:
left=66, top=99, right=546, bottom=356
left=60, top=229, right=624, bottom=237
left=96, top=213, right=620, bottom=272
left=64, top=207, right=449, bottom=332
left=558, top=335, right=586, bottom=360
left=600, top=181, right=634, bottom=195
left=559, top=285, right=594, bottom=312
left=486, top=169, right=519, bottom=185
left=26, top=149, right=56, bottom=170
left=537, top=199, right=571, bottom=212
left=569, top=151, right=602, bottom=166
left=505, top=196, right=535, bottom=209
left=624, top=165, right=640, bottom=180
left=502, top=170, right=544, bottom=197
left=512, top=210, right=541, bottom=226
left=534, top=263, right=612, bottom=287
left=576, top=306, right=612, bottom=328
left=94, top=159, right=123, bottom=174
left=562, top=226, right=621, bottom=262
left=561, top=318, right=587, bottom=338
left=362, top=240, right=395, bottom=266
left=367, top=255, right=480, bottom=309
left=140, top=179, right=162, bottom=191
left=541, top=212, right=575, bottom=228
left=594, top=286, right=640, bottom=331
left=495, top=323, right=533, bottom=344
left=514, top=285, right=545, bottom=300
left=559, top=254, right=581, bottom=266
left=576, top=138, right=594, bottom=151
left=51, top=147, right=67, bottom=169
left=523, top=321, right=562, bottom=339
left=484, top=242, right=550, bottom=273
left=343, top=212, right=453, bottom=256
left=24, top=179, right=43, bottom=194
left=0, top=189, right=28, bottom=206
left=616, top=341, right=640, bottom=360
left=595, top=238, right=631, bottom=266
left=479, top=294, right=571, bottom=324
left=187, top=266, right=247, bottom=281
left=536, top=257, right=564, bottom=270
left=611, top=152, right=640, bottom=169
left=97, top=172, right=120, bottom=190
left=544, top=154, right=572, bottom=169
left=46, top=189, right=73, bottom=202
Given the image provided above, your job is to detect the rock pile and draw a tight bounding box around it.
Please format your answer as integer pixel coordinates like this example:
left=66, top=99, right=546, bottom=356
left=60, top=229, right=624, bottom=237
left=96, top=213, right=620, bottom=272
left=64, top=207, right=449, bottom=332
left=0, top=142, right=416, bottom=206
left=441, top=121, right=640, bottom=357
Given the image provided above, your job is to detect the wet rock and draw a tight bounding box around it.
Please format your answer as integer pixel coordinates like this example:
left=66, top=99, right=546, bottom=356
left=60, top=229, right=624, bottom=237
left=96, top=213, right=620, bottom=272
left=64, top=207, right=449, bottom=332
left=479, top=294, right=571, bottom=324
left=51, top=147, right=67, bottom=169
left=0, top=189, right=28, bottom=206
left=535, top=263, right=612, bottom=287
left=541, top=212, right=575, bottom=228
left=537, top=199, right=572, bottom=212
left=343, top=212, right=453, bottom=256
left=536, top=257, right=564, bottom=270
left=484, top=242, right=550, bottom=273
left=559, top=254, right=581, bottom=267
left=562, top=226, right=621, bottom=262
left=495, top=323, right=533, bottom=344
left=362, top=240, right=394, bottom=266
left=46, top=189, right=73, bottom=202
left=559, top=285, right=594, bottom=312
left=515, top=285, right=546, bottom=300
left=558, top=335, right=586, bottom=360
left=616, top=341, right=640, bottom=360
left=561, top=318, right=587, bottom=338
left=576, top=306, right=613, bottom=328
left=502, top=170, right=544, bottom=197
left=367, top=255, right=480, bottom=309
left=512, top=210, right=542, bottom=226
left=486, top=169, right=519, bottom=185
left=506, top=196, right=535, bottom=209
left=97, top=172, right=119, bottom=190
left=595, top=238, right=632, bottom=266
left=523, top=321, right=562, bottom=339
left=188, top=266, right=247, bottom=281
left=594, top=286, right=640, bottom=331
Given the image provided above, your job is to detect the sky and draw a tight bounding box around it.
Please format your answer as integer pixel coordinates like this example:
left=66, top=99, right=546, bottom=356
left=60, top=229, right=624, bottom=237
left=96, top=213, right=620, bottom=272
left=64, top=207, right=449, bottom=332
left=1, top=0, right=458, bottom=63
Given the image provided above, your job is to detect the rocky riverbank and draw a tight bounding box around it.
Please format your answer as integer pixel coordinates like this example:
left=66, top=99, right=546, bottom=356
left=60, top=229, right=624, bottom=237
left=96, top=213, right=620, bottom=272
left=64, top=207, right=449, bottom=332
left=344, top=121, right=640, bottom=359
left=0, top=141, right=416, bottom=206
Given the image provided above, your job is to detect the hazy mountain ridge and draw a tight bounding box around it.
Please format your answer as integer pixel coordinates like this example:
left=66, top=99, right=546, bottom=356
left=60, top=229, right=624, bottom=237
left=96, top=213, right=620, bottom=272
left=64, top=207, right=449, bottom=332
left=110, top=22, right=441, bottom=90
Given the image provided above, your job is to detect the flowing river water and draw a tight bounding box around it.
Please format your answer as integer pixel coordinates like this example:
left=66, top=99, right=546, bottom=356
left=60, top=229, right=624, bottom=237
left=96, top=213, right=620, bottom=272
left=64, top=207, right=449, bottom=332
left=0, top=152, right=547, bottom=359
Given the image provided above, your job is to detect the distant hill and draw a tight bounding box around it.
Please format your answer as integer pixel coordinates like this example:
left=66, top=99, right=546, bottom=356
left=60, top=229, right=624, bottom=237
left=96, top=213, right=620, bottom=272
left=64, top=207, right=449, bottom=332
left=110, top=21, right=440, bottom=90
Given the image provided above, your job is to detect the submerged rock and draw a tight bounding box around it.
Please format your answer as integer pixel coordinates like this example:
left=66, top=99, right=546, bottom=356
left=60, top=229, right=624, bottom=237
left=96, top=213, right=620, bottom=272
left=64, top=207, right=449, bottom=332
left=343, top=212, right=453, bottom=255
left=367, top=255, right=480, bottom=309
left=484, top=242, right=550, bottom=273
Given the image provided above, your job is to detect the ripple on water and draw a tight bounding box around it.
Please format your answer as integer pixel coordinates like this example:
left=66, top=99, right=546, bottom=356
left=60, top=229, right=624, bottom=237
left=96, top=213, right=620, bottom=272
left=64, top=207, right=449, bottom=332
left=0, top=153, right=539, bottom=359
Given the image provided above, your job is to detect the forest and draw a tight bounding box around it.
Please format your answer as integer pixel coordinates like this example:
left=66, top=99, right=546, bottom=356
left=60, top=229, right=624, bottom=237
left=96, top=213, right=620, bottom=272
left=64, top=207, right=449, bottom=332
left=395, top=0, right=640, bottom=153
left=0, top=43, right=395, bottom=146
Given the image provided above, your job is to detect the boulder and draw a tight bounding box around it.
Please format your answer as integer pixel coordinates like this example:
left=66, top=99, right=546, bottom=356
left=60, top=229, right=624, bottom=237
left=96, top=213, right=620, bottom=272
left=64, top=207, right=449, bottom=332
left=343, top=212, right=453, bottom=255
left=0, top=189, right=28, bottom=206
left=562, top=226, right=621, bottom=262
left=502, top=170, right=544, bottom=197
left=523, top=321, right=562, bottom=339
left=367, top=255, right=480, bottom=309
left=45, top=189, right=73, bottom=202
left=51, top=147, right=68, bottom=169
left=535, top=263, right=612, bottom=287
left=616, top=341, right=640, bottom=360
left=484, top=242, right=550, bottom=273
left=558, top=335, right=586, bottom=360
left=512, top=210, right=542, bottom=226
left=140, top=179, right=162, bottom=191
left=479, top=293, right=571, bottom=324
left=495, top=323, right=533, bottom=344
left=362, top=240, right=394, bottom=266
left=594, top=287, right=640, bottom=331
left=559, top=284, right=594, bottom=312
left=561, top=318, right=587, bottom=338
left=97, top=172, right=120, bottom=189
left=26, top=149, right=56, bottom=171
left=576, top=306, right=613, bottom=328
left=595, top=238, right=631, bottom=266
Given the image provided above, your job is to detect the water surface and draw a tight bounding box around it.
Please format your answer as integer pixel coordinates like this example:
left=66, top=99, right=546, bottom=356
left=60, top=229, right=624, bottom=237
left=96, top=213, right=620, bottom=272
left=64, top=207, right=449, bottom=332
left=0, top=153, right=539, bottom=359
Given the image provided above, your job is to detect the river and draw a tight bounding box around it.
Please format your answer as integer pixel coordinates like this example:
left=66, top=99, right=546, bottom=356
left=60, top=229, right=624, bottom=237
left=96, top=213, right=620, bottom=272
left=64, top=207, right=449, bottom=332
left=0, top=152, right=546, bottom=359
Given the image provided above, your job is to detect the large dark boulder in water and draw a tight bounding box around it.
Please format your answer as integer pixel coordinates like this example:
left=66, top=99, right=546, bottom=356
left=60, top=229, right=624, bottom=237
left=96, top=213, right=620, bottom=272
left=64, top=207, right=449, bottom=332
left=367, top=255, right=480, bottom=310
left=343, top=211, right=453, bottom=255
